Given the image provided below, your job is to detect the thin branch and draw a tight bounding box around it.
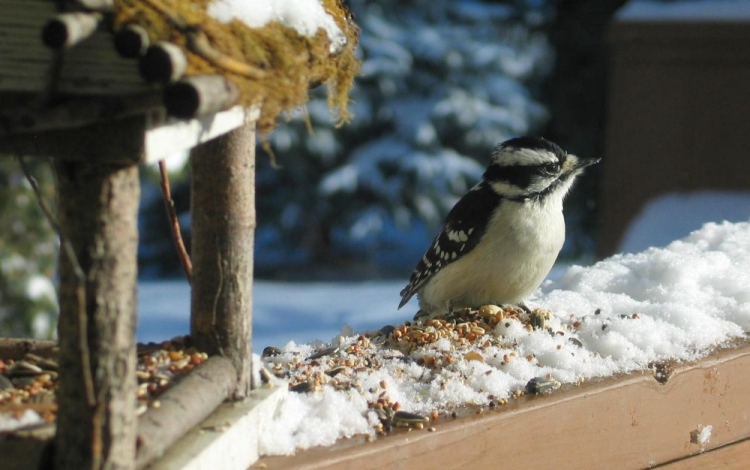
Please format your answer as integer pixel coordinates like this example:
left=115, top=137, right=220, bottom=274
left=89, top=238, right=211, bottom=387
left=17, top=157, right=96, bottom=407
left=158, top=160, right=193, bottom=283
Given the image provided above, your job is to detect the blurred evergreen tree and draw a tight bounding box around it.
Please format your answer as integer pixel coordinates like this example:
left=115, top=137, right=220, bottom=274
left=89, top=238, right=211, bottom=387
left=254, top=0, right=554, bottom=277
left=0, top=158, right=58, bottom=338
left=542, top=0, right=629, bottom=259
left=140, top=0, right=629, bottom=279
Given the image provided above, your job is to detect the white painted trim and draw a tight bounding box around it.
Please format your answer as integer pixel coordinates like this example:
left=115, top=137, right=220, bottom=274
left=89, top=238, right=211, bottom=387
left=144, top=105, right=260, bottom=164
left=148, top=385, right=286, bottom=470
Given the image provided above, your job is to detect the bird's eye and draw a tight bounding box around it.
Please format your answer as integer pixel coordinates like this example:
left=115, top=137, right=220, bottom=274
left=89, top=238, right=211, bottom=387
left=542, top=163, right=559, bottom=175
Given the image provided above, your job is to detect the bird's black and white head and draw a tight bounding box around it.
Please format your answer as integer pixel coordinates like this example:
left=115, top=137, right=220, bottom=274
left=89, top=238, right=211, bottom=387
left=483, top=136, right=599, bottom=202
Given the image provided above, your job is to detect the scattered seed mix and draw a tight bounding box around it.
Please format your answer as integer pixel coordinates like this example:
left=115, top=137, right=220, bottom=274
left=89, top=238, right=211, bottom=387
left=257, top=220, right=750, bottom=455
left=0, top=338, right=208, bottom=432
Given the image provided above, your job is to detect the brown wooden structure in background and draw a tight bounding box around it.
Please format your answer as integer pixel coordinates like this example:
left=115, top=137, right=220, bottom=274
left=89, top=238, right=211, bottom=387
left=599, top=10, right=750, bottom=257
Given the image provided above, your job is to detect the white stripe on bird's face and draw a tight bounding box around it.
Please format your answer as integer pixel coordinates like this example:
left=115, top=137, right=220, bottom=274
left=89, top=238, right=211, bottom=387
left=491, top=147, right=560, bottom=167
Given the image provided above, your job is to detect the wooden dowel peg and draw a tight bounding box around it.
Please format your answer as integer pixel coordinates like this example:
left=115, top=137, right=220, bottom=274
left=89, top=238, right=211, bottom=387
left=76, top=0, right=115, bottom=11
left=42, top=12, right=101, bottom=49
left=114, top=24, right=151, bottom=58
left=164, top=75, right=240, bottom=119
left=139, top=42, right=187, bottom=84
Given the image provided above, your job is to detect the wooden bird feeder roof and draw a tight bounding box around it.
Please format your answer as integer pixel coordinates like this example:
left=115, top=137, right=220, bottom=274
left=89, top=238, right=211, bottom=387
left=0, top=0, right=360, bottom=143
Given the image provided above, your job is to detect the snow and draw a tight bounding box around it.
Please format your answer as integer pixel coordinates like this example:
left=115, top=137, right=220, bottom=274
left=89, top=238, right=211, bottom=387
left=617, top=0, right=750, bottom=22
left=133, top=218, right=750, bottom=455
left=0, top=409, right=43, bottom=432
left=619, top=191, right=750, bottom=254
left=138, top=279, right=407, bottom=349
left=695, top=425, right=714, bottom=447
left=207, top=0, right=347, bottom=53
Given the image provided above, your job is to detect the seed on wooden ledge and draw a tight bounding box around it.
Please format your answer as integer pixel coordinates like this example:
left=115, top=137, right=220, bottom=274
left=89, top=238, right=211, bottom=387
left=393, top=411, right=429, bottom=427
left=478, top=304, right=502, bottom=318
left=290, top=381, right=315, bottom=393
left=306, top=345, right=341, bottom=361
left=569, top=337, right=583, bottom=348
left=262, top=346, right=281, bottom=358
left=325, top=366, right=346, bottom=377
left=0, top=375, right=14, bottom=391
left=34, top=374, right=52, bottom=386
left=525, top=377, right=561, bottom=395
left=464, top=351, right=484, bottom=362
left=379, top=325, right=396, bottom=337
left=529, top=310, right=549, bottom=330
left=7, top=360, right=43, bottom=377
left=23, top=353, right=58, bottom=371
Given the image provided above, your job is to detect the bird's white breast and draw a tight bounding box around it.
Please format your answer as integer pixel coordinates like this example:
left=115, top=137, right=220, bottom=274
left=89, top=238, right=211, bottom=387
left=418, top=191, right=566, bottom=313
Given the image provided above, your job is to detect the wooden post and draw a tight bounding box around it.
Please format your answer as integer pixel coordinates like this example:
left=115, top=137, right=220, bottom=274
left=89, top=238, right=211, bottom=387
left=54, top=158, right=140, bottom=470
left=190, top=121, right=256, bottom=398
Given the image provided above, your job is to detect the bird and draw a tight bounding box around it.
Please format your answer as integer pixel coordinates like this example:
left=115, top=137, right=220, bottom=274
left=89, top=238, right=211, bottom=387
left=398, top=136, right=599, bottom=317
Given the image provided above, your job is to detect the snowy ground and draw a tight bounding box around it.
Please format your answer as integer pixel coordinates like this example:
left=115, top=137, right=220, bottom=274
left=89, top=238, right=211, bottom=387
left=137, top=279, right=408, bottom=351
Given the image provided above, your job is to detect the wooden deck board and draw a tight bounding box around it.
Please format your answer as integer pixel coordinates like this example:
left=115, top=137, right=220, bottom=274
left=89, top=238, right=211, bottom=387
left=257, top=341, right=750, bottom=470
left=657, top=438, right=750, bottom=470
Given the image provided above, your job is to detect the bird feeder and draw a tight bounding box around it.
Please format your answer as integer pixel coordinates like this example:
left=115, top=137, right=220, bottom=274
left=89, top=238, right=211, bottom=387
left=0, top=0, right=359, bottom=469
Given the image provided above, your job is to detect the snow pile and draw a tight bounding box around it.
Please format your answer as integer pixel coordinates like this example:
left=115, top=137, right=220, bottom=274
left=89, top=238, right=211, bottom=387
left=259, top=220, right=750, bottom=455
left=207, top=0, right=347, bottom=52
left=619, top=191, right=750, bottom=254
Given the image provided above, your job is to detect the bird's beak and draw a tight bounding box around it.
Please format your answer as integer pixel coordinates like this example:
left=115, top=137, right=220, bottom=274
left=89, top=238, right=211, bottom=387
left=576, top=155, right=600, bottom=169
left=567, top=155, right=600, bottom=173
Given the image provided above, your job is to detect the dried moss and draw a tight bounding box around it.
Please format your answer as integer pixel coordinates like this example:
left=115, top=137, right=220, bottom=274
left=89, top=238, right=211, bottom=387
left=114, top=0, right=360, bottom=134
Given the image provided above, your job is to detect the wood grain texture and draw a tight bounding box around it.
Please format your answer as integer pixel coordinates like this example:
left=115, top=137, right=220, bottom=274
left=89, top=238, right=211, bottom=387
left=657, top=438, right=750, bottom=470
left=190, top=122, right=257, bottom=399
left=136, top=356, right=237, bottom=469
left=54, top=158, right=140, bottom=470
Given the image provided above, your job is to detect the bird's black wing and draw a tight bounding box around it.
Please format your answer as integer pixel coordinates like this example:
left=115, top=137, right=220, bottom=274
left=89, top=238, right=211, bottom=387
left=398, top=183, right=502, bottom=308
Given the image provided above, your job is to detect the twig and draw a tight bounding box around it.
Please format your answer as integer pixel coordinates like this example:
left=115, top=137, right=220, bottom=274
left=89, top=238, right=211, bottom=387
left=187, top=31, right=267, bottom=79
left=16, top=157, right=96, bottom=408
left=158, top=160, right=192, bottom=282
